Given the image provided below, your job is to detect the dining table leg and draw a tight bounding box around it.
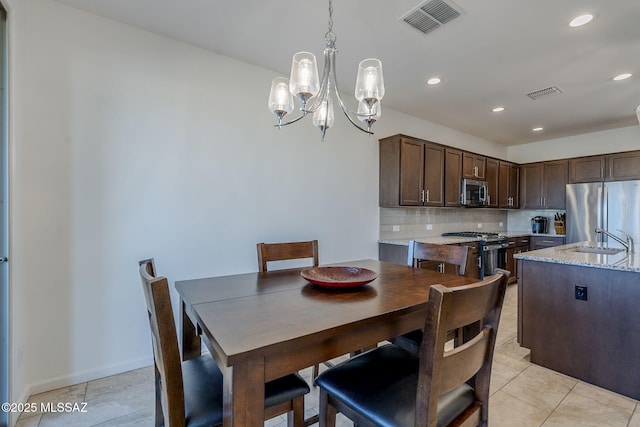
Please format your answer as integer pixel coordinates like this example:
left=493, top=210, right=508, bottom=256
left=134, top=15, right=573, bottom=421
left=181, top=300, right=201, bottom=360
left=222, top=359, right=265, bottom=427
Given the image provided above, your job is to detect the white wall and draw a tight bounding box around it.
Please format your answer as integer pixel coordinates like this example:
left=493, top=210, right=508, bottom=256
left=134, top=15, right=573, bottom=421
left=8, top=0, right=508, bottom=405
left=508, top=125, right=640, bottom=164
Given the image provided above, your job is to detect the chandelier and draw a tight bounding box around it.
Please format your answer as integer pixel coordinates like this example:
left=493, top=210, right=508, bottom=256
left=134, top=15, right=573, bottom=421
left=267, top=0, right=385, bottom=140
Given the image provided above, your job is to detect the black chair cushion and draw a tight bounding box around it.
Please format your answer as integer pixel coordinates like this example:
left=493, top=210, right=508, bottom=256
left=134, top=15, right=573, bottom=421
left=182, top=355, right=310, bottom=427
left=315, top=345, right=475, bottom=427
left=265, top=372, right=311, bottom=408
left=182, top=356, right=224, bottom=427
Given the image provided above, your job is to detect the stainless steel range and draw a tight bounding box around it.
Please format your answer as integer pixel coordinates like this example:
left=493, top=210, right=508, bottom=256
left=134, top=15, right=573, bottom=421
left=442, top=232, right=507, bottom=278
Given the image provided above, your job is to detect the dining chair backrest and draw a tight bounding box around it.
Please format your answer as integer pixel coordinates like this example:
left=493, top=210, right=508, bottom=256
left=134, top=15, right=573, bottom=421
left=416, top=268, right=509, bottom=426
left=407, top=240, right=469, bottom=276
left=139, top=257, right=157, bottom=277
left=139, top=259, right=186, bottom=426
left=257, top=240, right=319, bottom=272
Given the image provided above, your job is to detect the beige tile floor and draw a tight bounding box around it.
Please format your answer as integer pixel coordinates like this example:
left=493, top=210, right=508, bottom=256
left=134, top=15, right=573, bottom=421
left=16, top=284, right=640, bottom=427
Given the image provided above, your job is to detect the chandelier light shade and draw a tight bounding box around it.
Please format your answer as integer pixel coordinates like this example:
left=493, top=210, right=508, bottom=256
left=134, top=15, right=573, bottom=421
left=267, top=0, right=385, bottom=140
left=267, top=77, right=294, bottom=121
left=290, top=52, right=320, bottom=104
left=355, top=59, right=385, bottom=109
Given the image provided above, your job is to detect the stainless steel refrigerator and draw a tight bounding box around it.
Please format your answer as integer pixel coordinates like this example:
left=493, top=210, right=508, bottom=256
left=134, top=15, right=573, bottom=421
left=566, top=180, right=640, bottom=247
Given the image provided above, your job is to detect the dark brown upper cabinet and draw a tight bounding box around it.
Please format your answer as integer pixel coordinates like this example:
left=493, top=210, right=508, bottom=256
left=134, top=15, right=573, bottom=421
left=485, top=158, right=499, bottom=208
left=520, top=160, right=568, bottom=209
left=569, top=151, right=640, bottom=183
left=444, top=148, right=463, bottom=207
left=498, top=161, right=519, bottom=208
left=462, top=153, right=486, bottom=180
left=379, top=135, right=444, bottom=207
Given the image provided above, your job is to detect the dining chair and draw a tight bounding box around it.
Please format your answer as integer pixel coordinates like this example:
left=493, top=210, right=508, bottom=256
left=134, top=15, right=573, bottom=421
left=315, top=269, right=509, bottom=427
left=257, top=240, right=319, bottom=272
left=138, top=259, right=310, bottom=427
left=391, top=241, right=470, bottom=355
left=257, top=240, right=332, bottom=380
left=407, top=240, right=469, bottom=275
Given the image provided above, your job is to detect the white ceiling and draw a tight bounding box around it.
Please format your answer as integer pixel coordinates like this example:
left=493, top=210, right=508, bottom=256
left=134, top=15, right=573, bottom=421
left=53, top=0, right=640, bottom=146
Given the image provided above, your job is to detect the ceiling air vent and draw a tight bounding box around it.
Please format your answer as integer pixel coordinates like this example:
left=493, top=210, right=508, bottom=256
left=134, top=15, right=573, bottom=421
left=526, top=86, right=563, bottom=100
left=400, top=0, right=463, bottom=36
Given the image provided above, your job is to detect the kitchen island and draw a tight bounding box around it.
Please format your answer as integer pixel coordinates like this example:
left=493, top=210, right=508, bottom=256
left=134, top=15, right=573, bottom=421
left=515, top=242, right=640, bottom=399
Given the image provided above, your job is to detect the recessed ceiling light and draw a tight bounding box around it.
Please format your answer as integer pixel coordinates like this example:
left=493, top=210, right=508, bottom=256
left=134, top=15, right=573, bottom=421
left=426, top=77, right=441, bottom=85
left=612, top=73, right=632, bottom=81
left=532, top=127, right=544, bottom=132
left=492, top=107, right=505, bottom=113
left=569, top=14, right=594, bottom=27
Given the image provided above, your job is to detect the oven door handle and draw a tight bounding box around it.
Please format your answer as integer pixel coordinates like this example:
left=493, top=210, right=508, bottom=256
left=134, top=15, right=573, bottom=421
left=483, top=244, right=506, bottom=251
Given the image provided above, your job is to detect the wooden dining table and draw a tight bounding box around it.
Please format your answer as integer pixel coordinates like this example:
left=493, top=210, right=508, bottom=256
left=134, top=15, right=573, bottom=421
left=175, top=259, right=477, bottom=427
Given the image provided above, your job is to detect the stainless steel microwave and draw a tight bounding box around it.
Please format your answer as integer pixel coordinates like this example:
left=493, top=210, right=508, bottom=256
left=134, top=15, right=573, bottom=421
left=461, top=178, right=488, bottom=207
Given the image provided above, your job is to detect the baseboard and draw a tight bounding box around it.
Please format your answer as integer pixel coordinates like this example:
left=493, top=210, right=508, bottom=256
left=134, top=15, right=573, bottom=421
left=14, top=355, right=153, bottom=412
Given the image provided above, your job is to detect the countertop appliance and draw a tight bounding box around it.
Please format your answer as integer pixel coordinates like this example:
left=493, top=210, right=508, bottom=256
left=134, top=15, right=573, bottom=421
left=441, top=232, right=507, bottom=278
left=461, top=179, right=487, bottom=207
left=566, top=181, right=640, bottom=250
left=531, top=216, right=548, bottom=234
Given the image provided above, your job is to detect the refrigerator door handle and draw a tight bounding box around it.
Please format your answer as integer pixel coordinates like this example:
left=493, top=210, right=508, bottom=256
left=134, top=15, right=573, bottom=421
left=601, top=184, right=607, bottom=243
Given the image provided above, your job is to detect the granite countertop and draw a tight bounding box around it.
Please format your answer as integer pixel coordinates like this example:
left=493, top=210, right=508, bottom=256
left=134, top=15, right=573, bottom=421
left=378, top=236, right=480, bottom=246
left=515, top=241, right=640, bottom=273
left=379, top=231, right=565, bottom=246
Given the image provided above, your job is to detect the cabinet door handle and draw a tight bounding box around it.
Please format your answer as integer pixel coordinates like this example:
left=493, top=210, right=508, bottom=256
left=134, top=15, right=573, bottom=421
left=438, top=262, right=445, bottom=273
left=477, top=256, right=482, bottom=268
left=487, top=194, right=490, bottom=204
left=420, top=190, right=425, bottom=203
left=542, top=240, right=555, bottom=244
left=426, top=190, right=429, bottom=203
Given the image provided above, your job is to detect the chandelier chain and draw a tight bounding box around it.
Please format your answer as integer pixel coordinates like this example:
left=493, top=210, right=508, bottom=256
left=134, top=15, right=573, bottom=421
left=325, top=0, right=336, bottom=43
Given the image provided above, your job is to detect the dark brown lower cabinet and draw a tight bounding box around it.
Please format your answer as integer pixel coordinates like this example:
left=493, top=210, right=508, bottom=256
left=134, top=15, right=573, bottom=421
left=529, top=235, right=564, bottom=250
left=518, top=259, right=640, bottom=400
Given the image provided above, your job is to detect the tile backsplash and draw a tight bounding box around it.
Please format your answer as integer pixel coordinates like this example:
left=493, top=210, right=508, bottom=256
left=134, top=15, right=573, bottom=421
left=380, top=208, right=507, bottom=240
left=380, top=207, right=566, bottom=240
left=506, top=209, right=566, bottom=235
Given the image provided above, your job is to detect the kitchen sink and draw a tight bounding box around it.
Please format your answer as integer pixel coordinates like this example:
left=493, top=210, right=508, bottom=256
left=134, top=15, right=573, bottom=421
left=573, top=246, right=626, bottom=255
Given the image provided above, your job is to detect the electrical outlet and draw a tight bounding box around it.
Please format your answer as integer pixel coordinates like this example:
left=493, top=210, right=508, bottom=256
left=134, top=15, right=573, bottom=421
left=575, top=285, right=588, bottom=301
left=477, top=223, right=483, bottom=228
left=392, top=225, right=400, bottom=232
left=426, top=224, right=433, bottom=230
left=499, top=222, right=504, bottom=227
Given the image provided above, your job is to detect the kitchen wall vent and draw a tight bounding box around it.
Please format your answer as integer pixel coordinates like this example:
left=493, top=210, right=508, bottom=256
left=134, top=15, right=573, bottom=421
left=400, top=0, right=463, bottom=36
left=526, top=86, right=563, bottom=100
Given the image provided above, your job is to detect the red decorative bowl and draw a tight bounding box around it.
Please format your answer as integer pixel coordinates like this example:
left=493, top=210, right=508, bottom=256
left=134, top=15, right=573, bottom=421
left=301, top=266, right=378, bottom=289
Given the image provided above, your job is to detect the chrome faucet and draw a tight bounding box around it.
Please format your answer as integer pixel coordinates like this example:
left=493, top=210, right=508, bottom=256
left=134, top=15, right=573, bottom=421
left=594, top=228, right=635, bottom=253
